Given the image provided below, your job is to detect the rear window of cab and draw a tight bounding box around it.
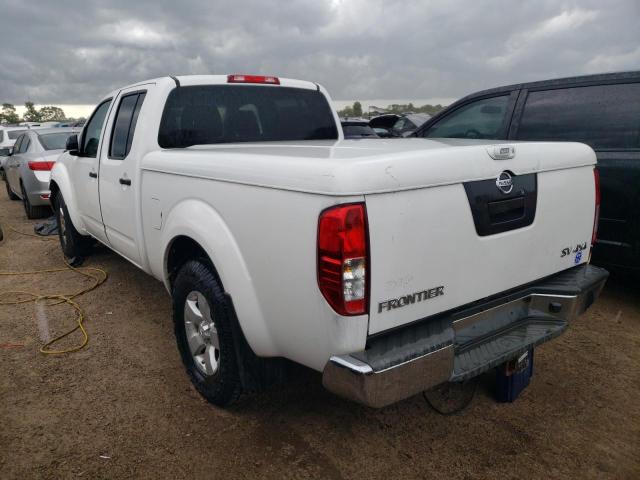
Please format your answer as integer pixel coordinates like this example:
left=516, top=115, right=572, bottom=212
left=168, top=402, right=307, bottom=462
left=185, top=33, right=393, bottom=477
left=158, top=85, right=338, bottom=148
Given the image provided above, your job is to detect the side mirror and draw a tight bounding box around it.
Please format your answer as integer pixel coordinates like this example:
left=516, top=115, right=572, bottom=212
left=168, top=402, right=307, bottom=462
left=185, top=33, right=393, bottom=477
left=0, top=147, right=11, bottom=157
left=66, top=134, right=80, bottom=156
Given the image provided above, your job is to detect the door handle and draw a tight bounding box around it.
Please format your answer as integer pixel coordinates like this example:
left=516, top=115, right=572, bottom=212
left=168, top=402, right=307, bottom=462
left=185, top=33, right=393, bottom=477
left=119, top=178, right=131, bottom=186
left=89, top=172, right=97, bottom=178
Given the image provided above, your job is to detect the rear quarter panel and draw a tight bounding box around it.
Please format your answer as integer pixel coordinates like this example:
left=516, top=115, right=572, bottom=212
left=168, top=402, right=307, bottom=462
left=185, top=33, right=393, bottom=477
left=140, top=170, right=368, bottom=371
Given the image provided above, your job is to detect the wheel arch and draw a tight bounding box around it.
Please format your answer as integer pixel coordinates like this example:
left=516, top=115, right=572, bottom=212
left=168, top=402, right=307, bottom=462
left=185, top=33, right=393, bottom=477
left=160, top=200, right=276, bottom=357
left=49, top=166, right=86, bottom=233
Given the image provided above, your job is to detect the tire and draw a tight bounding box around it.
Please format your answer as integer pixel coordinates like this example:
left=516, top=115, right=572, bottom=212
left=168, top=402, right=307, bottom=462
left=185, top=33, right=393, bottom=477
left=53, top=193, right=92, bottom=264
left=173, top=260, right=242, bottom=406
left=5, top=178, right=19, bottom=200
left=21, top=183, right=50, bottom=219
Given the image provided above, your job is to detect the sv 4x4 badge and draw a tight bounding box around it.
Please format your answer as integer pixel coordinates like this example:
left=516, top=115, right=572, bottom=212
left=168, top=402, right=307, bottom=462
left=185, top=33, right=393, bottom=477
left=561, top=242, right=587, bottom=259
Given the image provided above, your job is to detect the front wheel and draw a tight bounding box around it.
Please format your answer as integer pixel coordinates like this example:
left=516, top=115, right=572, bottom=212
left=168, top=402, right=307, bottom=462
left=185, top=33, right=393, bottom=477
left=53, top=193, right=92, bottom=264
left=173, top=260, right=242, bottom=406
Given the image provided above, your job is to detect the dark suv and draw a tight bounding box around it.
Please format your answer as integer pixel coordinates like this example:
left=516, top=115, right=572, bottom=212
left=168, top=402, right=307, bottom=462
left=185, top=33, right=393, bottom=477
left=415, top=71, right=640, bottom=272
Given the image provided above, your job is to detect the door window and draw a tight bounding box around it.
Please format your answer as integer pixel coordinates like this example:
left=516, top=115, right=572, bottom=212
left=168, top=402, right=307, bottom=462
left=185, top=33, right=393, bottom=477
left=15, top=134, right=30, bottom=153
left=21, top=136, right=31, bottom=153
left=12, top=135, right=24, bottom=153
left=109, top=91, right=146, bottom=159
left=422, top=95, right=510, bottom=139
left=516, top=83, right=640, bottom=149
left=82, top=99, right=112, bottom=158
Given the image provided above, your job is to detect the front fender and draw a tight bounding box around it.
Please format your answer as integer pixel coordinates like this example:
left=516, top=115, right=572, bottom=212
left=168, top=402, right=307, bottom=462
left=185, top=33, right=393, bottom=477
left=50, top=161, right=86, bottom=234
left=160, top=199, right=276, bottom=356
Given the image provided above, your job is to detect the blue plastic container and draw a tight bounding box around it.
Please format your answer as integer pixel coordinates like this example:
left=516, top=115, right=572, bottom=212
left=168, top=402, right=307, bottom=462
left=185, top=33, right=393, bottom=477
left=495, top=349, right=534, bottom=403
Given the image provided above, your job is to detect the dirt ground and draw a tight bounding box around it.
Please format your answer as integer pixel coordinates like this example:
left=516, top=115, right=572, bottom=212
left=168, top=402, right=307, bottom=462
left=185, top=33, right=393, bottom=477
left=1, top=193, right=639, bottom=480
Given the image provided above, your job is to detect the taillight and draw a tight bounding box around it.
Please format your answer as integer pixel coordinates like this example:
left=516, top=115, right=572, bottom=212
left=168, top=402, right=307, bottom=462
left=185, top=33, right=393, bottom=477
left=318, top=203, right=369, bottom=316
left=227, top=74, right=280, bottom=85
left=592, top=168, right=601, bottom=245
left=28, top=161, right=55, bottom=171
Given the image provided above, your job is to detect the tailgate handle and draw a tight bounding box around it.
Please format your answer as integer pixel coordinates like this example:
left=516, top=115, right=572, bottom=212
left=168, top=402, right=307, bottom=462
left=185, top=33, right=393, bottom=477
left=488, top=197, right=525, bottom=224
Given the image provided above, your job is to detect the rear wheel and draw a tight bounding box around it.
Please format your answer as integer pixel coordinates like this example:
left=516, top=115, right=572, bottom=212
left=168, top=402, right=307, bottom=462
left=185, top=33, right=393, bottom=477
left=173, top=260, right=242, bottom=406
left=21, top=183, right=50, bottom=219
left=5, top=179, right=19, bottom=200
left=53, top=193, right=92, bottom=264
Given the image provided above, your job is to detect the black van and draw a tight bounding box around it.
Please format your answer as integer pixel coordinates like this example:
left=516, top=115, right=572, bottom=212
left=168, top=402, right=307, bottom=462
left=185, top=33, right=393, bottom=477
left=415, top=71, right=640, bottom=272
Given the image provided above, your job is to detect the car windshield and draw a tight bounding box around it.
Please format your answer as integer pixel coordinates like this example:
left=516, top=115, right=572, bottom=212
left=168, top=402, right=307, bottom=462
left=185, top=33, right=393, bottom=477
left=8, top=130, right=26, bottom=139
left=38, top=132, right=75, bottom=150
left=158, top=85, right=338, bottom=148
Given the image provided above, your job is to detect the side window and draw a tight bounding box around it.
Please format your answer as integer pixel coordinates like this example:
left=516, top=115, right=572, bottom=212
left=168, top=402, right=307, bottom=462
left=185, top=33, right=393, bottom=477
left=423, top=95, right=510, bottom=139
left=516, top=83, right=640, bottom=149
left=15, top=135, right=30, bottom=153
left=82, top=99, right=112, bottom=158
left=12, top=135, right=24, bottom=153
left=109, top=91, right=146, bottom=159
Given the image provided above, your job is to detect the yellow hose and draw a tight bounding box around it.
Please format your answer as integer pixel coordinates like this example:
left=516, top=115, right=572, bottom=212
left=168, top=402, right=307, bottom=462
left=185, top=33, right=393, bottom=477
left=0, top=226, right=108, bottom=354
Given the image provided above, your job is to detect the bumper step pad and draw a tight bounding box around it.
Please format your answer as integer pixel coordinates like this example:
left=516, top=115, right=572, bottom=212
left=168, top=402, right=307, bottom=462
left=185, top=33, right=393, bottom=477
left=451, top=318, right=566, bottom=381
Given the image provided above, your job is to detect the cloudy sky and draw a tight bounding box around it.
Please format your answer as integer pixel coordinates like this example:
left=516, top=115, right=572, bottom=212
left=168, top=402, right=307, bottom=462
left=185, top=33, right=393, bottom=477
left=1, top=0, right=638, bottom=116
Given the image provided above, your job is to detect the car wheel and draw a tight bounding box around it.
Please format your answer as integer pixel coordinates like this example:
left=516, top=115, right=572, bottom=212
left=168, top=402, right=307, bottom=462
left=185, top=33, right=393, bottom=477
left=5, top=178, right=19, bottom=200
left=173, top=259, right=242, bottom=406
left=53, top=193, right=92, bottom=264
left=21, top=183, right=50, bottom=219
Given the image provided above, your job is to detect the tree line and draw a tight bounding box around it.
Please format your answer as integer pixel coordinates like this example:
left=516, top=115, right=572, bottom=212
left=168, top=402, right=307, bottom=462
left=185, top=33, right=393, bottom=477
left=337, top=101, right=446, bottom=118
left=0, top=102, right=83, bottom=124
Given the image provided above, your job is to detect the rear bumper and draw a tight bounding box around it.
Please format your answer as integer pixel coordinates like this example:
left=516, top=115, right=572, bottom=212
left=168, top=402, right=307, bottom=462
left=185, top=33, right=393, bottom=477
left=24, top=172, right=51, bottom=206
left=322, top=264, right=608, bottom=408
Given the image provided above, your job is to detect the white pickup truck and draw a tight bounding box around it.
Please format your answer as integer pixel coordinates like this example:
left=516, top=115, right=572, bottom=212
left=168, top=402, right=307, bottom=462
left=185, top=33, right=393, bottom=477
left=50, top=74, right=608, bottom=408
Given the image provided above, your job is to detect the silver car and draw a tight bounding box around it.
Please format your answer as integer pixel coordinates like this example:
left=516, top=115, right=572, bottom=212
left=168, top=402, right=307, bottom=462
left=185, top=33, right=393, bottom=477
left=0, top=126, right=29, bottom=179
left=5, top=128, right=80, bottom=218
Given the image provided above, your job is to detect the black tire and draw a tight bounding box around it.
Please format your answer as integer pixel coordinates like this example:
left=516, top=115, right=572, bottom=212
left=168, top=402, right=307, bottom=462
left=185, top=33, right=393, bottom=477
left=173, top=260, right=242, bottom=406
left=53, top=193, right=92, bottom=264
left=5, top=179, right=19, bottom=200
left=21, top=183, right=51, bottom=219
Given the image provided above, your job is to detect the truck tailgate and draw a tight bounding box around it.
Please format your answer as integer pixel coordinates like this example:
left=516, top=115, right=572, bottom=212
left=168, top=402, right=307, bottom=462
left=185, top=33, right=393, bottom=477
left=366, top=145, right=596, bottom=335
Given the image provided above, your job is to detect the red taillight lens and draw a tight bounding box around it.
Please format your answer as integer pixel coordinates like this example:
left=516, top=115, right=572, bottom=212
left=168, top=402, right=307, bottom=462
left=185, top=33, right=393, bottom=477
left=592, top=168, right=601, bottom=245
left=227, top=74, right=280, bottom=85
left=318, top=203, right=369, bottom=316
left=28, top=161, right=55, bottom=171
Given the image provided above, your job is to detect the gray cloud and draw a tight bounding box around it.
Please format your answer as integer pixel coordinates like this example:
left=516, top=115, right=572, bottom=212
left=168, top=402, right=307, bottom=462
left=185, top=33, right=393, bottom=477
left=1, top=0, right=638, bottom=105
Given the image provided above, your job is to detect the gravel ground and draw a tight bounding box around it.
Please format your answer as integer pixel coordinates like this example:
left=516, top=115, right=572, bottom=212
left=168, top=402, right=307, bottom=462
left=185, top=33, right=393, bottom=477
left=1, top=192, right=639, bottom=480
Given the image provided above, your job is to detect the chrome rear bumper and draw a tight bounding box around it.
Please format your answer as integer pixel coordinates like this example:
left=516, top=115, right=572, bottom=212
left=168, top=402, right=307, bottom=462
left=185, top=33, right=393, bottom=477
left=322, top=264, right=608, bottom=408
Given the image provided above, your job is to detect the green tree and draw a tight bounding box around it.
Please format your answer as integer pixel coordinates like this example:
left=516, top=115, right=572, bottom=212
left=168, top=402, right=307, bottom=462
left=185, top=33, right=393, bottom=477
left=23, top=101, right=41, bottom=122
left=0, top=103, right=20, bottom=124
left=352, top=101, right=362, bottom=117
left=337, top=105, right=354, bottom=118
left=38, top=106, right=66, bottom=122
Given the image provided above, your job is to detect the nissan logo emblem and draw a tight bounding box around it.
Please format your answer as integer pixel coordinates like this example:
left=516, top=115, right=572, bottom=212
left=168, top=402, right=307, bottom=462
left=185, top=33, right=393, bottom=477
left=496, top=171, right=513, bottom=194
